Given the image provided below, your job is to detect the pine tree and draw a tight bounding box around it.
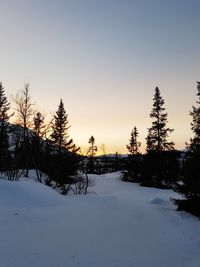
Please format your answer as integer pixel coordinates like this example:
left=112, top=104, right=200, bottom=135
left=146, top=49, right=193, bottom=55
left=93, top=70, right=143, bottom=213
left=175, top=82, right=200, bottom=216
left=125, top=127, right=141, bottom=182
left=143, top=87, right=177, bottom=188
left=127, top=126, right=141, bottom=155
left=51, top=99, right=75, bottom=153
left=189, top=81, right=200, bottom=153
left=31, top=112, right=46, bottom=181
left=146, top=87, right=174, bottom=152
left=88, top=135, right=97, bottom=157
left=0, top=82, right=11, bottom=121
left=87, top=135, right=97, bottom=173
left=0, top=82, right=12, bottom=170
left=45, top=100, right=80, bottom=191
left=33, top=112, right=45, bottom=138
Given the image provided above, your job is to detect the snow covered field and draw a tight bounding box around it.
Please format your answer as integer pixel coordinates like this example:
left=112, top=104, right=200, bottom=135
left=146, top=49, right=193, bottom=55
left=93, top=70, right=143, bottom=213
left=0, top=172, right=199, bottom=267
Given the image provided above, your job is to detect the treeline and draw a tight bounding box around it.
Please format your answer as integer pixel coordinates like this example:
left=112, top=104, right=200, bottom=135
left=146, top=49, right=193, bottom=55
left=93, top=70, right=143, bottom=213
left=0, top=82, right=82, bottom=193
left=0, top=81, right=200, bottom=216
left=124, top=86, right=178, bottom=187
left=123, top=84, right=200, bottom=217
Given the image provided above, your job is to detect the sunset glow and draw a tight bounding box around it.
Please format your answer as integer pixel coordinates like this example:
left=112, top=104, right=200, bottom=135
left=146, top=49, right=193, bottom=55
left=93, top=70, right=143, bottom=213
left=1, top=0, right=199, bottom=154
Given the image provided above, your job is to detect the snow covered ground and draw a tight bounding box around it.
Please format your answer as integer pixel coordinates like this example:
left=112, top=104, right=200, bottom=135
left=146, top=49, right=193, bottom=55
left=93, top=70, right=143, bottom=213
left=0, top=172, right=199, bottom=267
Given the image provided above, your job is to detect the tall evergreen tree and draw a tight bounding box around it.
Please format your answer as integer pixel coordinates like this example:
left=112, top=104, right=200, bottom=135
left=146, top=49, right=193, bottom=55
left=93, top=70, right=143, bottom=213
left=142, top=87, right=177, bottom=187
left=189, top=81, right=200, bottom=153
left=46, top=100, right=80, bottom=191
left=175, top=82, right=200, bottom=216
left=146, top=87, right=174, bottom=152
left=0, top=82, right=12, bottom=170
left=51, top=99, right=75, bottom=153
left=125, top=127, right=141, bottom=182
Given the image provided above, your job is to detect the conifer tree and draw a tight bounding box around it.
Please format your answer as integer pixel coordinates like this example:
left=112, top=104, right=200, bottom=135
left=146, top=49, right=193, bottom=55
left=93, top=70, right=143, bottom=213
left=51, top=99, right=75, bottom=153
left=127, top=126, right=141, bottom=155
left=189, top=81, right=200, bottom=153
left=143, top=87, right=177, bottom=187
left=125, top=127, right=141, bottom=182
left=31, top=112, right=46, bottom=181
left=175, top=82, right=200, bottom=216
left=87, top=135, right=97, bottom=173
left=0, top=82, right=11, bottom=122
left=45, top=100, right=80, bottom=191
left=146, top=87, right=174, bottom=152
left=0, top=82, right=12, bottom=170
left=88, top=135, right=97, bottom=157
left=33, top=112, right=45, bottom=138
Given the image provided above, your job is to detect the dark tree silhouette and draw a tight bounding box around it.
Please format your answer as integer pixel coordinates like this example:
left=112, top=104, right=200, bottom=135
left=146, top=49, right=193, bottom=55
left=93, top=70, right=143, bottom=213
left=47, top=99, right=80, bottom=192
left=142, top=87, right=178, bottom=188
left=12, top=83, right=35, bottom=176
left=146, top=87, right=174, bottom=152
left=87, top=135, right=97, bottom=173
left=33, top=112, right=45, bottom=138
left=13, top=83, right=34, bottom=143
left=31, top=111, right=46, bottom=181
left=0, top=82, right=12, bottom=170
left=88, top=135, right=97, bottom=157
left=124, top=127, right=141, bottom=182
left=189, top=82, right=200, bottom=153
left=174, top=82, right=200, bottom=216
left=50, top=99, right=75, bottom=153
left=127, top=127, right=141, bottom=155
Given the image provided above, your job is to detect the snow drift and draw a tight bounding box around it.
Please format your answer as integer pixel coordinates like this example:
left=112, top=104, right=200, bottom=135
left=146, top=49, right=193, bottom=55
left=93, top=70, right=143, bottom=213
left=0, top=172, right=199, bottom=267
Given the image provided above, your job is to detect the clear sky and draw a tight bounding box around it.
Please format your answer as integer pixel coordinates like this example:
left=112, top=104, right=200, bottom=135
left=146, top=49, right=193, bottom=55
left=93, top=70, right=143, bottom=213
left=0, top=0, right=200, bottom=154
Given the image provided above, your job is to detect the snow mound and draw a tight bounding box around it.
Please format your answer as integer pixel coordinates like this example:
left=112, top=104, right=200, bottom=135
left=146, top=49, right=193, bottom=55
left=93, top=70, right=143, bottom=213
left=149, top=198, right=166, bottom=205
left=0, top=179, right=65, bottom=208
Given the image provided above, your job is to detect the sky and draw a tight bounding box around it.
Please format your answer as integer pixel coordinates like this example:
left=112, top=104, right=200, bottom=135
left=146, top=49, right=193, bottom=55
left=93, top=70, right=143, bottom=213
left=0, top=0, right=200, bottom=154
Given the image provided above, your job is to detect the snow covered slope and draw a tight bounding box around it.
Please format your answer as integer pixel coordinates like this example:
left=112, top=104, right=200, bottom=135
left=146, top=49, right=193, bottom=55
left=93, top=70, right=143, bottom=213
left=0, top=173, right=199, bottom=267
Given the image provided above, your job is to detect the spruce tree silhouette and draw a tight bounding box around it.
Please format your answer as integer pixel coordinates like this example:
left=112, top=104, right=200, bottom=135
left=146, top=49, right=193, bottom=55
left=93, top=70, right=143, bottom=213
left=48, top=99, right=80, bottom=193
left=175, top=82, right=200, bottom=216
left=146, top=87, right=174, bottom=152
left=143, top=87, right=177, bottom=188
left=0, top=82, right=12, bottom=171
left=125, top=127, right=141, bottom=182
left=51, top=99, right=76, bottom=153
left=87, top=135, right=97, bottom=173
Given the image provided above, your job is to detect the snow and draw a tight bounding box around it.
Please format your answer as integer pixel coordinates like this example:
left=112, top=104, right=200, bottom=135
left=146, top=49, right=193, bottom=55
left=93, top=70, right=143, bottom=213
left=0, top=172, right=200, bottom=267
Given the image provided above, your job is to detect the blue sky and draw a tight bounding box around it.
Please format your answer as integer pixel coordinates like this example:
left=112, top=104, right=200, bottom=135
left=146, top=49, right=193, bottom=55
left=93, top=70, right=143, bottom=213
left=0, top=0, right=200, bottom=153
